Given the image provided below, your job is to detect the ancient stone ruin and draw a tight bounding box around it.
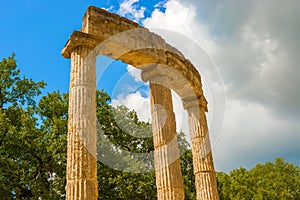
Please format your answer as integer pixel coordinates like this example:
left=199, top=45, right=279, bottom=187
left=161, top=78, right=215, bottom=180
left=62, top=6, right=219, bottom=200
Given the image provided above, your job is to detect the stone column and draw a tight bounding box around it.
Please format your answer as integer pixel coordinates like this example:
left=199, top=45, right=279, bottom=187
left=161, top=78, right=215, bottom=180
left=184, top=98, right=219, bottom=200
left=66, top=45, right=98, bottom=200
left=147, top=74, right=185, bottom=200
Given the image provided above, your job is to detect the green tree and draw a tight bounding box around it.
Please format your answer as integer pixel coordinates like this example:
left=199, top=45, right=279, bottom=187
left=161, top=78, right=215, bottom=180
left=37, top=90, right=155, bottom=199
left=216, top=171, right=231, bottom=200
left=0, top=53, right=45, bottom=109
left=216, top=158, right=300, bottom=200
left=0, top=54, right=196, bottom=199
left=0, top=54, right=68, bottom=199
left=95, top=91, right=156, bottom=199
left=181, top=149, right=196, bottom=200
left=37, top=91, right=69, bottom=199
left=250, top=158, right=300, bottom=200
left=0, top=54, right=47, bottom=199
left=4, top=55, right=300, bottom=200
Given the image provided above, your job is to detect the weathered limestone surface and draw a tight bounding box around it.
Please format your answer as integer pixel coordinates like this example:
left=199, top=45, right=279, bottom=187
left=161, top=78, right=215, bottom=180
left=147, top=74, right=185, bottom=200
left=62, top=6, right=219, bottom=200
left=66, top=45, right=98, bottom=199
left=184, top=99, right=219, bottom=200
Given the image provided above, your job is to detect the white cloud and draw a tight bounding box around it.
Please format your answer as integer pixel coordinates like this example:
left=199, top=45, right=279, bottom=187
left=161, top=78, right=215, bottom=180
left=143, top=0, right=215, bottom=52
left=140, top=0, right=300, bottom=171
left=214, top=100, right=300, bottom=172
left=108, top=0, right=300, bottom=171
left=154, top=0, right=167, bottom=9
left=102, top=5, right=114, bottom=12
left=111, top=90, right=190, bottom=136
left=111, top=91, right=151, bottom=122
left=187, top=0, right=300, bottom=120
left=118, top=0, right=146, bottom=22
left=126, top=64, right=143, bottom=83
left=172, top=91, right=189, bottom=135
left=114, top=65, right=190, bottom=135
left=143, top=0, right=225, bottom=147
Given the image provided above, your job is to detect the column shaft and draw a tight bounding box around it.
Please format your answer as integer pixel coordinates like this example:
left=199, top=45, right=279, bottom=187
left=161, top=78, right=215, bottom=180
left=150, top=77, right=185, bottom=200
left=66, top=45, right=98, bottom=200
left=187, top=104, right=219, bottom=200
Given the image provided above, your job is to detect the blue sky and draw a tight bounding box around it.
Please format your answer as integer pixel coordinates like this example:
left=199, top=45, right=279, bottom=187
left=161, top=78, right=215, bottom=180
left=0, top=0, right=137, bottom=94
left=0, top=0, right=164, bottom=98
left=1, top=0, right=300, bottom=172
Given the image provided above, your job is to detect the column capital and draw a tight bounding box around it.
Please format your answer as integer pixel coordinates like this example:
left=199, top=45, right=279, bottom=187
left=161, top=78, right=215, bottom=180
left=141, top=64, right=174, bottom=83
left=183, top=95, right=208, bottom=112
left=61, top=31, right=103, bottom=58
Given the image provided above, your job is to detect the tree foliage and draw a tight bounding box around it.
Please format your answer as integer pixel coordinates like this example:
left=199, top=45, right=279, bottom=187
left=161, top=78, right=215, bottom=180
left=217, top=158, right=300, bottom=200
left=95, top=91, right=157, bottom=199
left=0, top=54, right=50, bottom=199
left=0, top=54, right=299, bottom=199
left=0, top=53, right=45, bottom=109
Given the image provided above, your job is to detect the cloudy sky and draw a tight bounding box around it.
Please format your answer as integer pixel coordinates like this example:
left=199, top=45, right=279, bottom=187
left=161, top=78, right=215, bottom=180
left=1, top=0, right=299, bottom=172
left=106, top=0, right=300, bottom=172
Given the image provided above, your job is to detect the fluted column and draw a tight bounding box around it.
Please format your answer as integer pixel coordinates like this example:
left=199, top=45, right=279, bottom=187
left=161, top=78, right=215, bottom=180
left=66, top=45, right=98, bottom=200
left=184, top=98, right=219, bottom=200
left=148, top=75, right=185, bottom=200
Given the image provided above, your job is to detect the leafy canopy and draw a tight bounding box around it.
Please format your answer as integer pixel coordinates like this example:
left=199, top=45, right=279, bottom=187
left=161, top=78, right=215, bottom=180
left=0, top=54, right=299, bottom=199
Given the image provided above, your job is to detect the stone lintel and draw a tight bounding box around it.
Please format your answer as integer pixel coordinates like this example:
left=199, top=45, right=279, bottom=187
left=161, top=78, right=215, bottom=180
left=81, top=6, right=141, bottom=36
left=84, top=6, right=140, bottom=29
left=183, top=96, right=208, bottom=112
left=142, top=65, right=208, bottom=112
left=61, top=31, right=103, bottom=58
left=141, top=64, right=174, bottom=82
left=141, top=63, right=191, bottom=85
